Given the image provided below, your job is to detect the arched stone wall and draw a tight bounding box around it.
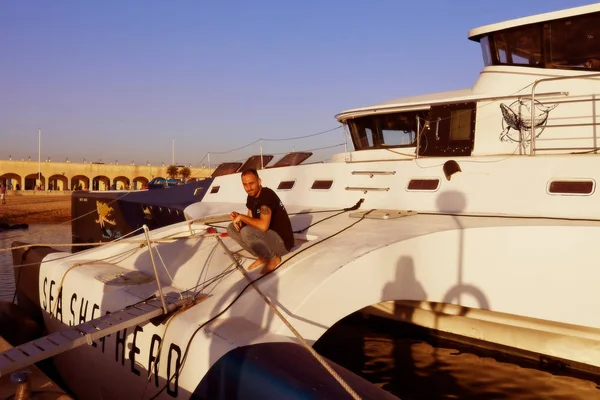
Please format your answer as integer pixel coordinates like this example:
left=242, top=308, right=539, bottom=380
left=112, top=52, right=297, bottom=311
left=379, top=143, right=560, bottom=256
left=49, top=174, right=69, bottom=191
left=24, top=173, right=45, bottom=190
left=132, top=176, right=148, bottom=190
left=71, top=175, right=90, bottom=191
left=113, top=176, right=130, bottom=190
left=0, top=173, right=22, bottom=190
left=92, top=175, right=110, bottom=191
left=0, top=161, right=213, bottom=191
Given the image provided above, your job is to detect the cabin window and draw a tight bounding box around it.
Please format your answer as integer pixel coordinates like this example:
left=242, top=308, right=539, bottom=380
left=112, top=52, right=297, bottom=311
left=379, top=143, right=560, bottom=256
left=478, top=11, right=600, bottom=72
left=407, top=179, right=440, bottom=191
left=210, top=186, right=220, bottom=194
left=418, top=102, right=476, bottom=157
left=381, top=122, right=414, bottom=146
left=348, top=110, right=429, bottom=151
left=548, top=180, right=595, bottom=195
left=547, top=13, right=600, bottom=70
left=364, top=128, right=374, bottom=147
left=450, top=109, right=472, bottom=141
left=311, top=180, right=333, bottom=190
left=277, top=180, right=295, bottom=190
left=493, top=25, right=542, bottom=66
left=480, top=36, right=492, bottom=66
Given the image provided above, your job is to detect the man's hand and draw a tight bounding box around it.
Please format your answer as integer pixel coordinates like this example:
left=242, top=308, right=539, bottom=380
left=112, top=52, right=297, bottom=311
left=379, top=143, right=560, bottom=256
left=230, top=212, right=244, bottom=231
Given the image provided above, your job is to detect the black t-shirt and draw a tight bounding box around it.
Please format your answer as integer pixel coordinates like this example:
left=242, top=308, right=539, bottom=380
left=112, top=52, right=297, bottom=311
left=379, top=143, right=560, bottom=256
left=246, top=187, right=294, bottom=250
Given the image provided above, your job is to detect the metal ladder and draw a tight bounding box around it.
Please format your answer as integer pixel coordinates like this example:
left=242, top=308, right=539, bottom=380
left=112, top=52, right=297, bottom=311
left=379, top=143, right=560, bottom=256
left=0, top=294, right=185, bottom=377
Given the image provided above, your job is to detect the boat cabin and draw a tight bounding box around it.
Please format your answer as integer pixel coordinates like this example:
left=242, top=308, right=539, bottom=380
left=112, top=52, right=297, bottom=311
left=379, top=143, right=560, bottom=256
left=336, top=4, right=600, bottom=160
left=469, top=7, right=600, bottom=71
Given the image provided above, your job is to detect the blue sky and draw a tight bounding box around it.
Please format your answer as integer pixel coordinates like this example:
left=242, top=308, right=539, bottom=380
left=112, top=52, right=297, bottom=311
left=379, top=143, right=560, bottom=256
left=1, top=0, right=596, bottom=166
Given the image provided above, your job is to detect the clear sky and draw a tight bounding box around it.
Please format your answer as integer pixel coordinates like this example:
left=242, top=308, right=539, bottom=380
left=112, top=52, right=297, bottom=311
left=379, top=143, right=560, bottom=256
left=1, top=0, right=596, bottom=167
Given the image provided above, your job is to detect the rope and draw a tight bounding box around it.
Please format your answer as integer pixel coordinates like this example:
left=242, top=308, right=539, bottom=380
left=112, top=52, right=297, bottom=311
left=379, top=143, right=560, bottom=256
left=43, top=226, right=219, bottom=318
left=215, top=236, right=362, bottom=400
left=1, top=235, right=210, bottom=256
left=147, top=206, right=372, bottom=399
left=262, top=126, right=342, bottom=142
left=50, top=245, right=142, bottom=318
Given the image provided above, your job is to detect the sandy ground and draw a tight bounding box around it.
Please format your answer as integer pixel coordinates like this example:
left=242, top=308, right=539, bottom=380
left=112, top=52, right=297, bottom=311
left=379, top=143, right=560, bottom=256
left=0, top=195, right=71, bottom=224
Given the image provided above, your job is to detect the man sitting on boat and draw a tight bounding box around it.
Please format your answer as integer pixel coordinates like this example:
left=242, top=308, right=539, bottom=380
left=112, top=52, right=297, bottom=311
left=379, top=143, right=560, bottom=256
left=228, top=168, right=294, bottom=274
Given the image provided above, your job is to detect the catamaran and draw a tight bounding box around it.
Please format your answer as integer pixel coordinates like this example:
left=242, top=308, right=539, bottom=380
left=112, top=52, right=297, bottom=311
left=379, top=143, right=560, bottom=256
left=5, top=3, right=600, bottom=399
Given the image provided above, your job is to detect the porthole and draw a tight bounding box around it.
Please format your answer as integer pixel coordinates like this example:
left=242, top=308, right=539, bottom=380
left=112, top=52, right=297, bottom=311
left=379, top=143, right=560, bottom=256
left=277, top=181, right=295, bottom=190
left=311, top=180, right=333, bottom=190
left=547, top=180, right=594, bottom=195
left=407, top=179, right=440, bottom=191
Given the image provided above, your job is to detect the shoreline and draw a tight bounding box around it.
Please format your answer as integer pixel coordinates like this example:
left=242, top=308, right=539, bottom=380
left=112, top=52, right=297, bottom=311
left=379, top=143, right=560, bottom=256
left=0, top=195, right=72, bottom=225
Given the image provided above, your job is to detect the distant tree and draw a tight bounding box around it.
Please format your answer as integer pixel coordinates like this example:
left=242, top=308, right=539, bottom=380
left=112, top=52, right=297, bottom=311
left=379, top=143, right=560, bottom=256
left=166, top=165, right=179, bottom=179
left=180, top=167, right=191, bottom=182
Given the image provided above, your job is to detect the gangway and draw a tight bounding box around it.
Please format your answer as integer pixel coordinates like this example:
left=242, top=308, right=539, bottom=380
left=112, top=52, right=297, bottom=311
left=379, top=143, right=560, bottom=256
left=0, top=293, right=188, bottom=377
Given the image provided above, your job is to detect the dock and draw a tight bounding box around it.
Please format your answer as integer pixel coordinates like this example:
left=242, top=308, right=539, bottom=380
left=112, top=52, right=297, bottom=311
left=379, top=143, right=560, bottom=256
left=0, top=336, right=72, bottom=400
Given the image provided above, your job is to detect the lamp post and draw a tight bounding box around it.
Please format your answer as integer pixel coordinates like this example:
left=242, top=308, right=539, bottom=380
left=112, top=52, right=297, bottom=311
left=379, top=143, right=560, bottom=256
left=38, top=129, right=41, bottom=187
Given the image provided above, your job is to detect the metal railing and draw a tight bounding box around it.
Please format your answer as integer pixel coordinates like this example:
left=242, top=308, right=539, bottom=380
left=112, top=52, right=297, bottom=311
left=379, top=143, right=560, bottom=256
left=530, top=73, right=600, bottom=155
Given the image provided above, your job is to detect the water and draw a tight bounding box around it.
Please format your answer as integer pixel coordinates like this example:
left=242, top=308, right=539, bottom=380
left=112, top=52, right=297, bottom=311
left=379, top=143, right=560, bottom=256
left=0, top=224, right=71, bottom=302
left=1, top=225, right=600, bottom=399
left=316, top=315, right=600, bottom=399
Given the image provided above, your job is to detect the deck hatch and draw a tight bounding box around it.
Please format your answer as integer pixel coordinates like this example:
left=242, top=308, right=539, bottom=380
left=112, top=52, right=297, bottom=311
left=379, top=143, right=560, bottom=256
left=548, top=180, right=595, bottom=195
left=407, top=178, right=440, bottom=191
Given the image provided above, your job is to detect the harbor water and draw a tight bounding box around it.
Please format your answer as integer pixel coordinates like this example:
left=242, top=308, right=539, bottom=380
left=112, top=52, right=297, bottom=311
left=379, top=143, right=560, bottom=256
left=0, top=224, right=72, bottom=302
left=1, top=225, right=600, bottom=399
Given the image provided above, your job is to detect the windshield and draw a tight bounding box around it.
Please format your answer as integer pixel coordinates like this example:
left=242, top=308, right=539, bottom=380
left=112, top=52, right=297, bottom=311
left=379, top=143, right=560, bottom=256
left=347, top=110, right=429, bottom=150
left=478, top=11, right=600, bottom=71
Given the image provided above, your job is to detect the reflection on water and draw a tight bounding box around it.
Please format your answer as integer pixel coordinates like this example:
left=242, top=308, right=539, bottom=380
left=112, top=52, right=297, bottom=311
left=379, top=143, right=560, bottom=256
left=316, top=314, right=600, bottom=399
left=2, top=225, right=600, bottom=399
left=0, top=224, right=71, bottom=302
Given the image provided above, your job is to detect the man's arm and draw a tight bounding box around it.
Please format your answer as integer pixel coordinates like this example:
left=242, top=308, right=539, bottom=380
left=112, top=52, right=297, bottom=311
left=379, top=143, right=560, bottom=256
left=232, top=206, right=272, bottom=232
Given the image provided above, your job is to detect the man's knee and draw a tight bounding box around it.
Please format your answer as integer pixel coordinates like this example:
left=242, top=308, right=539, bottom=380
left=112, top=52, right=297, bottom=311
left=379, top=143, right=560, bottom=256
left=240, top=226, right=261, bottom=242
left=227, top=223, right=244, bottom=245
left=226, top=222, right=237, bottom=236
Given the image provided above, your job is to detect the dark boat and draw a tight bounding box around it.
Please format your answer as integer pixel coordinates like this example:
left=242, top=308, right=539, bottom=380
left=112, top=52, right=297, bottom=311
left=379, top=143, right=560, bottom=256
left=70, top=179, right=212, bottom=251
left=70, top=152, right=312, bottom=251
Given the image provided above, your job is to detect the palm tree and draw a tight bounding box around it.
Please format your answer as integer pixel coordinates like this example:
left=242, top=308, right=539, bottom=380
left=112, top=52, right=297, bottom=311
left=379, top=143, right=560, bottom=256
left=180, top=167, right=191, bottom=182
left=166, top=165, right=179, bottom=180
